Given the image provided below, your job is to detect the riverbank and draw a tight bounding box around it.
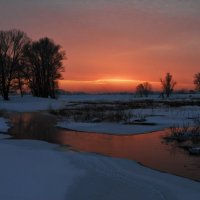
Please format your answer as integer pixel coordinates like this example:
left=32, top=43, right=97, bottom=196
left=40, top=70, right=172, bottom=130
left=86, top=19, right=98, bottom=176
left=0, top=138, right=200, bottom=200
left=0, top=94, right=200, bottom=199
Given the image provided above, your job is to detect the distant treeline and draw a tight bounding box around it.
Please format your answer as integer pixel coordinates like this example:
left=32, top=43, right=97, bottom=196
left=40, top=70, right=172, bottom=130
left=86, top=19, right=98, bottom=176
left=1, top=29, right=199, bottom=100
left=0, top=29, right=65, bottom=100
left=135, top=72, right=200, bottom=98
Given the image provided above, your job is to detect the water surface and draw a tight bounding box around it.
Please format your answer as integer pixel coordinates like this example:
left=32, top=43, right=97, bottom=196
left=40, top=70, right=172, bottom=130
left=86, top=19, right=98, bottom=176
left=8, top=113, right=200, bottom=181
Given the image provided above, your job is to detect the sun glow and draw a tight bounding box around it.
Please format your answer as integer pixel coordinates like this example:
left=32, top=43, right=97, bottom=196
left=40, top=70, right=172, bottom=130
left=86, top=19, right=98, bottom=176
left=95, top=79, right=139, bottom=83
left=59, top=79, right=160, bottom=92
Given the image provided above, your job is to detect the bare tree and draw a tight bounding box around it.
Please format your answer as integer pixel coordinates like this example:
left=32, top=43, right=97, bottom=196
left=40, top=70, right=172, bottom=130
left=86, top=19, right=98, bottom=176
left=24, top=37, right=65, bottom=98
left=136, top=82, right=152, bottom=97
left=11, top=63, right=27, bottom=97
left=194, top=73, right=200, bottom=92
left=0, top=29, right=29, bottom=100
left=160, top=72, right=176, bottom=97
left=136, top=83, right=144, bottom=97
left=143, top=82, right=152, bottom=97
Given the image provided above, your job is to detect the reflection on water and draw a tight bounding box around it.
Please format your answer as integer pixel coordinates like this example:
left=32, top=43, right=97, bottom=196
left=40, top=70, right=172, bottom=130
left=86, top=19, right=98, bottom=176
left=8, top=113, right=200, bottom=181
left=9, top=113, right=57, bottom=143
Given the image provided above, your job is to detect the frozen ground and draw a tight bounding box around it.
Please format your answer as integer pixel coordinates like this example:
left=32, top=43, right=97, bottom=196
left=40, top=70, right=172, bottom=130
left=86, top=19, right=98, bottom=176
left=0, top=139, right=85, bottom=200
left=0, top=94, right=200, bottom=199
left=0, top=93, right=200, bottom=112
left=0, top=117, right=9, bottom=131
left=0, top=115, right=11, bottom=139
left=1, top=94, right=200, bottom=134
left=57, top=105, right=200, bottom=134
left=0, top=138, right=200, bottom=200
left=57, top=121, right=166, bottom=134
left=0, top=94, right=141, bottom=112
left=0, top=95, right=66, bottom=112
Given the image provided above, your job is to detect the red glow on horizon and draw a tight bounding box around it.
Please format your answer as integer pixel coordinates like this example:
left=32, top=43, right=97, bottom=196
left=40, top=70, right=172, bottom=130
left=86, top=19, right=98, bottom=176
left=59, top=78, right=194, bottom=93
left=1, top=1, right=199, bottom=93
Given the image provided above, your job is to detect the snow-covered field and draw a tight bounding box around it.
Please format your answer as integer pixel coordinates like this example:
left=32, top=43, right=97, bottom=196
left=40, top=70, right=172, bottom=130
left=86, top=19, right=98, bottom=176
left=0, top=138, right=200, bottom=200
left=0, top=95, right=66, bottom=112
left=57, top=121, right=166, bottom=134
left=0, top=94, right=141, bottom=112
left=1, top=94, right=200, bottom=134
left=57, top=105, right=200, bottom=134
left=0, top=94, right=200, bottom=199
left=0, top=93, right=200, bottom=112
left=0, top=117, right=9, bottom=133
left=0, top=139, right=85, bottom=200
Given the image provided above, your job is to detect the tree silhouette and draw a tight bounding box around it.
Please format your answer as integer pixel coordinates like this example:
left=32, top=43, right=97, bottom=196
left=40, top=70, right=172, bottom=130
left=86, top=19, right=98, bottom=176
left=24, top=37, right=65, bottom=98
left=194, top=73, right=200, bottom=92
left=11, top=63, right=27, bottom=97
left=136, top=84, right=144, bottom=97
left=0, top=29, right=29, bottom=100
left=160, top=72, right=176, bottom=97
left=136, top=82, right=152, bottom=97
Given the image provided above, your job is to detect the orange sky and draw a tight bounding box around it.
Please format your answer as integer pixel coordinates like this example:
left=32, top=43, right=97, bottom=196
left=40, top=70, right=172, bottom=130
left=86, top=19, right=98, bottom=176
left=1, top=0, right=200, bottom=92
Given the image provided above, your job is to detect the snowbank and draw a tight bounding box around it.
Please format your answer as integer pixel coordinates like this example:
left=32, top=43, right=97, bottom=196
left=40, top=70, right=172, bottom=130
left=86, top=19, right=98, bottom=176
left=57, top=121, right=166, bottom=134
left=0, top=139, right=200, bottom=200
left=0, top=94, right=136, bottom=112
left=0, top=117, right=9, bottom=133
left=0, top=95, right=66, bottom=112
left=1, top=93, right=200, bottom=112
left=0, top=94, right=200, bottom=199
left=0, top=139, right=85, bottom=200
left=57, top=105, right=200, bottom=134
left=69, top=152, right=200, bottom=200
left=0, top=116, right=11, bottom=139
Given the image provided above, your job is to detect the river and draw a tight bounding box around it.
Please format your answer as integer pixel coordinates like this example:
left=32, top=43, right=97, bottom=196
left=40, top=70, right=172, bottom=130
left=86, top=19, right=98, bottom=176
left=7, top=112, right=200, bottom=181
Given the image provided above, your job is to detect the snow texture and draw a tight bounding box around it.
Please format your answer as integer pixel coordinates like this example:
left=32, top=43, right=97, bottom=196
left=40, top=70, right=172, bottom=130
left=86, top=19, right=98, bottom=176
left=0, top=139, right=85, bottom=200
left=0, top=93, right=200, bottom=112
left=57, top=105, right=200, bottom=134
left=0, top=117, right=9, bottom=133
left=57, top=121, right=165, bottom=134
left=0, top=94, right=200, bottom=199
left=0, top=139, right=200, bottom=200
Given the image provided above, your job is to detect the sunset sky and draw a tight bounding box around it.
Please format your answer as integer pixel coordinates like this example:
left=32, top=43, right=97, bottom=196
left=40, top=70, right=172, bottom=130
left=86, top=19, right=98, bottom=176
left=1, top=0, right=200, bottom=92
